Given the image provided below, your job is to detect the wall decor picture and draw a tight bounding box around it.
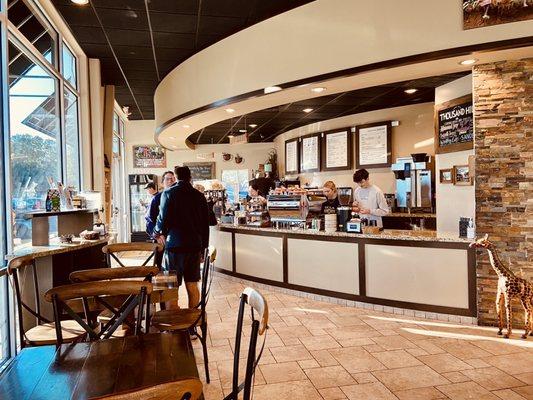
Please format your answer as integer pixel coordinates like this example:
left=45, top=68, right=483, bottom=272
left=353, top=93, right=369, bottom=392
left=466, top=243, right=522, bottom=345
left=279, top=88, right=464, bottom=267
left=435, top=94, right=473, bottom=154
left=453, top=165, right=472, bottom=186
left=300, top=133, right=321, bottom=173
left=463, top=0, right=532, bottom=30
left=440, top=168, right=454, bottom=184
left=133, top=145, right=166, bottom=168
left=355, top=121, right=392, bottom=168
left=285, top=138, right=300, bottom=174
left=322, top=128, right=352, bottom=171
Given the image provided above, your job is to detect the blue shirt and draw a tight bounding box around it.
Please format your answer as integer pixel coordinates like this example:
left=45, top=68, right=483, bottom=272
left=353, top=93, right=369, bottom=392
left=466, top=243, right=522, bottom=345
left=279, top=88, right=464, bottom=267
left=145, top=191, right=162, bottom=237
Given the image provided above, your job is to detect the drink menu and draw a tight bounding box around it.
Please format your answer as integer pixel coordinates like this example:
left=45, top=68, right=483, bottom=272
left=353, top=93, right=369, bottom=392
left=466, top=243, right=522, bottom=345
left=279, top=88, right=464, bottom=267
left=326, top=131, right=348, bottom=168
left=358, top=124, right=388, bottom=166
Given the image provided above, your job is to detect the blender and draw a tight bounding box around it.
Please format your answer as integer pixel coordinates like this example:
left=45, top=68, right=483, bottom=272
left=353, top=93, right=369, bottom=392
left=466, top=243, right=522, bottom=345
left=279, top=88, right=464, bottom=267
left=336, top=187, right=353, bottom=232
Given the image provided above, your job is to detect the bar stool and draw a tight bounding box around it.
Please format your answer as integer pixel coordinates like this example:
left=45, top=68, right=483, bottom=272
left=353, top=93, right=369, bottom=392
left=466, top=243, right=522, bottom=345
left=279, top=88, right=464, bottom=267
left=7, top=255, right=85, bottom=348
left=151, top=247, right=216, bottom=383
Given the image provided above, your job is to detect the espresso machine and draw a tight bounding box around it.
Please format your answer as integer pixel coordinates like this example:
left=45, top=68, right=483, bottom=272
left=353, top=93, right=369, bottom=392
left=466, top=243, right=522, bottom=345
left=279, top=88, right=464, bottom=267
left=336, top=187, right=353, bottom=232
left=391, top=155, right=433, bottom=211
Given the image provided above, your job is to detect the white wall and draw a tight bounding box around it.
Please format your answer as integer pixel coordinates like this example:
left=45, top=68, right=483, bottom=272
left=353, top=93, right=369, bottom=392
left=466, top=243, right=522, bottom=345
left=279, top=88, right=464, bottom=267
left=274, top=103, right=435, bottom=194
left=124, top=120, right=273, bottom=181
left=435, top=75, right=475, bottom=236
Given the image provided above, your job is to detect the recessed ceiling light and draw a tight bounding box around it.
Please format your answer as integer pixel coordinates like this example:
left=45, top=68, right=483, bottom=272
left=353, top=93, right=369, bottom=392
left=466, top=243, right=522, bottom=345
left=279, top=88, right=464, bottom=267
left=169, top=136, right=175, bottom=140
left=459, top=59, right=477, bottom=66
left=171, top=145, right=177, bottom=149
left=311, top=87, right=326, bottom=93
left=249, top=124, right=257, bottom=128
left=182, top=124, right=190, bottom=128
left=239, top=129, right=247, bottom=133
left=71, top=0, right=89, bottom=4
left=227, top=134, right=234, bottom=138
left=225, top=108, right=235, bottom=113
left=303, top=108, right=313, bottom=113
left=404, top=88, right=418, bottom=94
left=264, top=86, right=282, bottom=94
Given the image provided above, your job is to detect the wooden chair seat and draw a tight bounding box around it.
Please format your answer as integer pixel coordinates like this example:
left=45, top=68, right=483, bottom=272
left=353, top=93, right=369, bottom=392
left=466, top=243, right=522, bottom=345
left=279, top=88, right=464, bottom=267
left=151, top=308, right=204, bottom=331
left=92, top=377, right=202, bottom=400
left=25, top=320, right=86, bottom=346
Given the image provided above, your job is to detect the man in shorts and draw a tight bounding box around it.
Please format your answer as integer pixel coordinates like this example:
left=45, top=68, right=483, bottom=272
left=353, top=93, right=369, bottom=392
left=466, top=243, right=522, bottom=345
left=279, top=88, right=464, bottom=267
left=154, top=166, right=209, bottom=309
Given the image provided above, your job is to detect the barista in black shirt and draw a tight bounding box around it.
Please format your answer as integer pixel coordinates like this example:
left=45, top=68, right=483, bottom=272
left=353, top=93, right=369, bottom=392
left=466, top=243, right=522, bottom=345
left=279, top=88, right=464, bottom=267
left=321, top=180, right=340, bottom=214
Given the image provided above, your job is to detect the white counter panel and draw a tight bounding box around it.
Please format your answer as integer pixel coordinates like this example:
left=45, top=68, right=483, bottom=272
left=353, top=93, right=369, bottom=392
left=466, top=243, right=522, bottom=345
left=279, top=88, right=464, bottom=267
left=210, top=227, right=233, bottom=271
left=288, top=238, right=359, bottom=295
left=366, top=244, right=469, bottom=308
left=235, top=233, right=283, bottom=282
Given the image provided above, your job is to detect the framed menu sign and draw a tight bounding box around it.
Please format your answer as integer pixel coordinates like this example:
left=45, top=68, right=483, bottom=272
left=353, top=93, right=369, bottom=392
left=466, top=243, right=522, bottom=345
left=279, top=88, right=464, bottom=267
left=435, top=94, right=473, bottom=154
left=355, top=121, right=392, bottom=168
left=321, top=128, right=352, bottom=171
left=285, top=138, right=299, bottom=174
left=183, top=162, right=215, bottom=180
left=300, top=133, right=321, bottom=173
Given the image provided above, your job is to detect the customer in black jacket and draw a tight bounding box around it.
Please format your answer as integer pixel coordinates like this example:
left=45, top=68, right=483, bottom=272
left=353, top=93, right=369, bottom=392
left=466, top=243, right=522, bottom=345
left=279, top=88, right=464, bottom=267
left=154, top=166, right=209, bottom=309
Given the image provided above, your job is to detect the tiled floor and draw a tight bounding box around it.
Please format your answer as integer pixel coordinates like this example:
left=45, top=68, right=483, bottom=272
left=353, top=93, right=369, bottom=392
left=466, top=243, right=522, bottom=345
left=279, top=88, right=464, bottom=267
left=189, top=274, right=533, bottom=400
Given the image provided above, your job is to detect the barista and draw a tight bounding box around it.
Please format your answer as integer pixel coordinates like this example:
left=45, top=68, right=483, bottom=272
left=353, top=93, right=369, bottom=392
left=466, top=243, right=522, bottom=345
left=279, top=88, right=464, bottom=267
left=248, top=181, right=267, bottom=205
left=352, top=169, right=390, bottom=227
left=320, top=181, right=340, bottom=214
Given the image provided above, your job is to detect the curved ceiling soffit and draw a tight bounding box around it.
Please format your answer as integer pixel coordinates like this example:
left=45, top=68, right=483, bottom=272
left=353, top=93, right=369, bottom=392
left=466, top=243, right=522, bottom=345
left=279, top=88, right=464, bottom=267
left=155, top=37, right=533, bottom=150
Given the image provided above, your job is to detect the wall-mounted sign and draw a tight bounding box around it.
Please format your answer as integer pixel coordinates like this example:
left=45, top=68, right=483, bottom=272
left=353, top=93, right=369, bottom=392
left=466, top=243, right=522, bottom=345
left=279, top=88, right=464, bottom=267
left=133, top=145, right=166, bottom=168
left=285, top=138, right=299, bottom=175
left=435, top=94, right=473, bottom=154
left=300, top=133, right=321, bottom=173
left=321, top=128, right=352, bottom=171
left=355, top=121, right=392, bottom=169
left=183, top=162, right=216, bottom=180
left=463, top=0, right=532, bottom=30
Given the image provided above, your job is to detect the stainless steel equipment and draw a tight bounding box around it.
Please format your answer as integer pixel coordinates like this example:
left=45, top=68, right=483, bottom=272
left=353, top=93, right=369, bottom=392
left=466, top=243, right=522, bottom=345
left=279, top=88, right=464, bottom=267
left=336, top=187, right=353, bottom=232
left=267, top=194, right=308, bottom=229
left=391, top=156, right=433, bottom=211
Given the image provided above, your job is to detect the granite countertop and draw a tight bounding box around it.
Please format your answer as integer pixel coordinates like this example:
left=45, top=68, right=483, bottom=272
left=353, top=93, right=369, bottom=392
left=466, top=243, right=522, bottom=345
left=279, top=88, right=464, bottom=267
left=6, top=236, right=109, bottom=261
left=218, top=224, right=471, bottom=243
left=386, top=212, right=436, bottom=218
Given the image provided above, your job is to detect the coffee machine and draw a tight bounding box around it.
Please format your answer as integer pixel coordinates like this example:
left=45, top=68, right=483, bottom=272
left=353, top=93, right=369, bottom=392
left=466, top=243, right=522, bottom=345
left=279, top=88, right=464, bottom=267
left=391, top=155, right=433, bottom=211
left=336, top=187, right=353, bottom=232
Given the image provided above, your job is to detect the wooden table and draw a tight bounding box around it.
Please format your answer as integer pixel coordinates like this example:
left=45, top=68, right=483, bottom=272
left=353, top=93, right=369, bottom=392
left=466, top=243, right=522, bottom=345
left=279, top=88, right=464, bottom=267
left=0, top=332, right=201, bottom=400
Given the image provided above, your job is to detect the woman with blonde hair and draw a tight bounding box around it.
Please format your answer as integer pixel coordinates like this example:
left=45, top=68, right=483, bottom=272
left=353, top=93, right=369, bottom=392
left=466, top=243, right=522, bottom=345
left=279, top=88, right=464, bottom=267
left=321, top=180, right=340, bottom=214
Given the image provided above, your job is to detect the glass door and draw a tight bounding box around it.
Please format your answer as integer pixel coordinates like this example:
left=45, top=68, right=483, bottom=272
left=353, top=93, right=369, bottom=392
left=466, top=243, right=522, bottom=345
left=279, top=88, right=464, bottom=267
left=111, top=133, right=126, bottom=242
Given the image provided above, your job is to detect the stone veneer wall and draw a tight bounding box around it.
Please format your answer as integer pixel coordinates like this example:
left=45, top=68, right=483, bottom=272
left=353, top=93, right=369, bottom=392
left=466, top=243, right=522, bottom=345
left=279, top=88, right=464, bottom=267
left=473, top=58, right=532, bottom=326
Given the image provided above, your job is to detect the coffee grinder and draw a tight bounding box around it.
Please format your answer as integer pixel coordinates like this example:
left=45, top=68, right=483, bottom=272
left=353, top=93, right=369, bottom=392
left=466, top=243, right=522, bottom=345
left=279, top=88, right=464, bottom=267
left=336, top=187, right=353, bottom=232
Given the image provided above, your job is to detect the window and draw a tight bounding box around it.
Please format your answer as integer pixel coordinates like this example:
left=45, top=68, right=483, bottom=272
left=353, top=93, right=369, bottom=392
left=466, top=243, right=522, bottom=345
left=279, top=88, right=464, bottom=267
left=113, top=112, right=119, bottom=133
left=222, top=169, right=250, bottom=202
left=64, top=87, right=80, bottom=188
left=8, top=40, right=60, bottom=247
left=61, top=43, right=76, bottom=88
left=7, top=0, right=57, bottom=66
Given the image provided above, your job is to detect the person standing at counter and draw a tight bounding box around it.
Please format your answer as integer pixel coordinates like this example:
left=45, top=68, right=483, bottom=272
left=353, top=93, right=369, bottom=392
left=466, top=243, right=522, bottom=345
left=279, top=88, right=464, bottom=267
left=352, top=169, right=390, bottom=227
left=154, top=166, right=209, bottom=310
left=321, top=181, right=340, bottom=214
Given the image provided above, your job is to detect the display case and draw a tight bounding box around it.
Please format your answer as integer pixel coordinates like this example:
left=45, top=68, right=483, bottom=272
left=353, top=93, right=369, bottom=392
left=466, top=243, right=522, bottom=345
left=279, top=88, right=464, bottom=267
left=129, top=174, right=157, bottom=242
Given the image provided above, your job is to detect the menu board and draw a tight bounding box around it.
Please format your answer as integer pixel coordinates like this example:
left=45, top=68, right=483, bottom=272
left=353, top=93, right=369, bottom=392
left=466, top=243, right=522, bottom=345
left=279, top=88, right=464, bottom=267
left=356, top=121, right=392, bottom=168
left=183, top=162, right=215, bottom=180
left=285, top=138, right=299, bottom=174
left=435, top=95, right=473, bottom=154
left=322, top=129, right=352, bottom=171
left=301, top=134, right=320, bottom=172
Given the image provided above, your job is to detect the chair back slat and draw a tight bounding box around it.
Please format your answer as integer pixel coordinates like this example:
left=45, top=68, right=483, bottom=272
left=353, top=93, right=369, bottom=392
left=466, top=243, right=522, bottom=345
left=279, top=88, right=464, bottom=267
left=45, top=281, right=153, bottom=302
left=103, top=243, right=163, bottom=268
left=70, top=266, right=159, bottom=283
left=226, top=287, right=269, bottom=400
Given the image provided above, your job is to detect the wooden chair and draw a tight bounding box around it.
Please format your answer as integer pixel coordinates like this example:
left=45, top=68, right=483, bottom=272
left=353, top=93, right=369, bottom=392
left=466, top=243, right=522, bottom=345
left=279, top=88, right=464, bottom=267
left=151, top=247, right=216, bottom=383
left=7, top=255, right=86, bottom=348
left=91, top=378, right=203, bottom=400
left=224, top=287, right=269, bottom=400
left=45, top=280, right=153, bottom=345
left=102, top=243, right=163, bottom=268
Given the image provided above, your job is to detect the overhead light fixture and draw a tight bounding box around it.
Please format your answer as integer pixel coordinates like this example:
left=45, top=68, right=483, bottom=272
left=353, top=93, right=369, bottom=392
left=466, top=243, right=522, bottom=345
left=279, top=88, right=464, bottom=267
left=311, top=87, right=326, bottom=93
left=249, top=124, right=257, bottom=128
left=227, top=134, right=234, bottom=138
left=404, top=88, right=418, bottom=94
left=239, top=129, right=247, bottom=133
left=182, top=124, right=190, bottom=129
left=71, top=0, right=89, bottom=4
left=169, top=136, right=175, bottom=140
left=225, top=108, right=235, bottom=114
left=303, top=108, right=313, bottom=113
left=264, top=86, right=282, bottom=94
left=459, top=58, right=478, bottom=66
left=171, top=145, right=178, bottom=149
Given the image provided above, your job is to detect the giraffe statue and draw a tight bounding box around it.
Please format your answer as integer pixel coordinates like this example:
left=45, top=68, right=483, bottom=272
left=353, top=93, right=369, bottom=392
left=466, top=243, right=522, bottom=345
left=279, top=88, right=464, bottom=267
left=470, top=234, right=533, bottom=339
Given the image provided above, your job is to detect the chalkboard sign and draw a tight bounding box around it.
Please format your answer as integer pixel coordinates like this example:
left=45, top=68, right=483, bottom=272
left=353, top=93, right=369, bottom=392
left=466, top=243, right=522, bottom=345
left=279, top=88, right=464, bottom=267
left=183, top=162, right=216, bottom=180
left=435, top=94, right=474, bottom=154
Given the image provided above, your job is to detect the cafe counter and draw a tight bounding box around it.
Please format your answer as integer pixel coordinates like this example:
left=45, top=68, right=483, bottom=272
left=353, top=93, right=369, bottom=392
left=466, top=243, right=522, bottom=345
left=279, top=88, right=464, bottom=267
left=210, top=224, right=475, bottom=317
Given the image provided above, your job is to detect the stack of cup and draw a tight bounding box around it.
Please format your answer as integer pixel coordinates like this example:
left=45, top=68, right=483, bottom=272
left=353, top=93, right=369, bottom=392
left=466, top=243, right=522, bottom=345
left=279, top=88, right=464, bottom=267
left=324, top=213, right=337, bottom=233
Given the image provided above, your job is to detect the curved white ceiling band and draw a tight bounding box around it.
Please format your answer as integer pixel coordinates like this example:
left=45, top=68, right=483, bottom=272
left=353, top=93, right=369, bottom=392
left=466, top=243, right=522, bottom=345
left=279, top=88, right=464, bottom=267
left=154, top=0, right=533, bottom=149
